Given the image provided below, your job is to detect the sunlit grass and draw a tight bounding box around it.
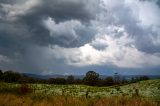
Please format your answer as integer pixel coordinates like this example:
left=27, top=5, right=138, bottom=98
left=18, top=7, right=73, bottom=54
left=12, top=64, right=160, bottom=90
left=0, top=93, right=159, bottom=106
left=1, top=79, right=160, bottom=99
left=0, top=79, right=160, bottom=106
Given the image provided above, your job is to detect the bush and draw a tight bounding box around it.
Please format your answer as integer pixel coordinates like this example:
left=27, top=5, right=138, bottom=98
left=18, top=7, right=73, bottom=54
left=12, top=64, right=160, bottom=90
left=17, top=84, right=32, bottom=94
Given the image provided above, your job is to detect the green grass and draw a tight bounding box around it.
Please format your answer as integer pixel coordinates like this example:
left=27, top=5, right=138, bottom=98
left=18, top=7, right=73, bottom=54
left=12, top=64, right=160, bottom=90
left=0, top=79, right=160, bottom=101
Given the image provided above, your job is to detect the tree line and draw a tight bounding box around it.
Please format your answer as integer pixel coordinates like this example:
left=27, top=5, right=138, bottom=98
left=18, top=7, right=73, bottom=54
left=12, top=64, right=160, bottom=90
left=0, top=70, right=149, bottom=86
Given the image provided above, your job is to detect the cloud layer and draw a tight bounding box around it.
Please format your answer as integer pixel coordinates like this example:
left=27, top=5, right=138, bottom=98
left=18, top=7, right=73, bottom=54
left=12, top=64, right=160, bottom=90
left=0, top=0, right=160, bottom=75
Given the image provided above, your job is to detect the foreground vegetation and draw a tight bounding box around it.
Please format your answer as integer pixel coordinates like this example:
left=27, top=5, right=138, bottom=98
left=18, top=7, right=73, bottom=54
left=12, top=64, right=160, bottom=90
left=0, top=93, right=159, bottom=106
left=0, top=79, right=160, bottom=106
left=1, top=79, right=160, bottom=100
left=0, top=70, right=160, bottom=106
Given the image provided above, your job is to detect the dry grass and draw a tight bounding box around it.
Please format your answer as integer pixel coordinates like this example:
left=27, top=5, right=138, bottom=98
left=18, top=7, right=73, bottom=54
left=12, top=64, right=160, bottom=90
left=0, top=93, right=159, bottom=106
left=0, top=93, right=91, bottom=106
left=95, top=96, right=159, bottom=106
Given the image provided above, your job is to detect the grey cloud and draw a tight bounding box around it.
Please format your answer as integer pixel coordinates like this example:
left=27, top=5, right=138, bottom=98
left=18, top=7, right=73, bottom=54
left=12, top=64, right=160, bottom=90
left=0, top=0, right=160, bottom=74
left=91, top=44, right=108, bottom=51
left=157, top=0, right=160, bottom=7
left=0, top=0, right=99, bottom=47
left=100, top=0, right=160, bottom=54
left=42, top=17, right=96, bottom=47
left=0, top=0, right=26, bottom=4
left=0, top=0, right=99, bottom=73
left=40, top=0, right=99, bottom=22
left=0, top=0, right=99, bottom=22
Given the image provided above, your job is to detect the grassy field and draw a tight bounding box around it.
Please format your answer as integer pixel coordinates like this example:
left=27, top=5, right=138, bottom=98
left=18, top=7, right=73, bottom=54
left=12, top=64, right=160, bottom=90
left=0, top=94, right=159, bottom=106
left=0, top=79, right=160, bottom=106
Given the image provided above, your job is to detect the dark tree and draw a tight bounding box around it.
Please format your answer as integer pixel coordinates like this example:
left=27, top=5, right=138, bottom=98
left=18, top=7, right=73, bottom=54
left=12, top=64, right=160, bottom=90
left=38, top=79, right=48, bottom=84
left=49, top=78, right=55, bottom=84
left=139, top=76, right=150, bottom=81
left=83, top=71, right=100, bottom=86
left=0, top=70, right=3, bottom=80
left=105, top=76, right=114, bottom=86
left=74, top=79, right=82, bottom=84
left=18, top=76, right=36, bottom=84
left=2, top=70, right=21, bottom=82
left=66, top=75, right=74, bottom=84
left=54, top=78, right=66, bottom=84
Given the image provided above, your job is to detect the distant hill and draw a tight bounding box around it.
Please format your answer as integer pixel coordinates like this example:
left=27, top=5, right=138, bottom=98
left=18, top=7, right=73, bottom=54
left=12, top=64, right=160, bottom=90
left=22, top=73, right=67, bottom=79
left=22, top=73, right=84, bottom=79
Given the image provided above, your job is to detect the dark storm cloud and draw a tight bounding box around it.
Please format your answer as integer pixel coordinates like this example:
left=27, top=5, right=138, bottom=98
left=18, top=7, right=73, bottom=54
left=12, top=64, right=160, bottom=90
left=0, top=0, right=99, bottom=47
left=41, top=0, right=99, bottom=22
left=0, top=0, right=99, bottom=49
left=0, top=0, right=99, bottom=22
left=0, top=0, right=160, bottom=75
left=0, top=0, right=25, bottom=4
left=0, top=0, right=99, bottom=73
left=156, top=0, right=160, bottom=7
left=0, top=20, right=28, bottom=57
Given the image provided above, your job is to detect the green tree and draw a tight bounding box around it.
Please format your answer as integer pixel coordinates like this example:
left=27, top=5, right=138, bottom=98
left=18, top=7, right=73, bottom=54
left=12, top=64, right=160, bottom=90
left=54, top=78, right=66, bottom=84
left=66, top=75, right=74, bottom=84
left=83, top=71, right=99, bottom=86
left=18, top=76, right=36, bottom=84
left=105, top=76, right=114, bottom=86
left=49, top=78, right=55, bottom=84
left=0, top=70, right=3, bottom=80
left=2, top=71, right=21, bottom=82
left=139, top=76, right=149, bottom=81
left=74, top=79, right=82, bottom=84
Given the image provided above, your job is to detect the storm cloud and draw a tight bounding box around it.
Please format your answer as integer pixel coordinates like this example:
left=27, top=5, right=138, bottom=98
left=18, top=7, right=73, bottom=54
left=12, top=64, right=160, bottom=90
left=0, top=0, right=160, bottom=75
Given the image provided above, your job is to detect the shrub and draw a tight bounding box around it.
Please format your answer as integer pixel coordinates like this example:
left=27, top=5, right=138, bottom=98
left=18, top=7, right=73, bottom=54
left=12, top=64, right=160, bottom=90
left=17, top=84, right=32, bottom=94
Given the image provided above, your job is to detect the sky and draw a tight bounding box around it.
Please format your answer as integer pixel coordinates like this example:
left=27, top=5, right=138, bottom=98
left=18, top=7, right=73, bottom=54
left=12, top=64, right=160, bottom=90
left=0, top=0, right=160, bottom=75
